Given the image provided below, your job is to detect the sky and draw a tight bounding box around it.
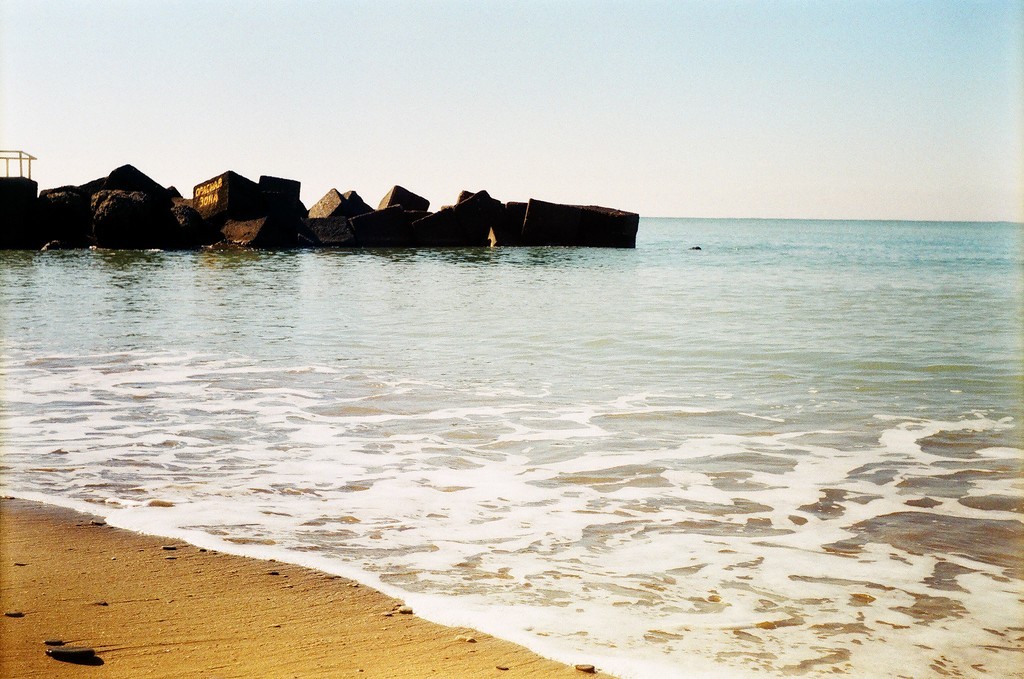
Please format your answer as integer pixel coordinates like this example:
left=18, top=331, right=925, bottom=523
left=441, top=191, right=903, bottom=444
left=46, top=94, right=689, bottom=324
left=2, top=0, right=1022, bottom=221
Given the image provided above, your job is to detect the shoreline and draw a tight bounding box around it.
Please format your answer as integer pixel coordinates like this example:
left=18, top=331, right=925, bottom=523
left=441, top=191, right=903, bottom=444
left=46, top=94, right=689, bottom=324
left=0, top=498, right=595, bottom=678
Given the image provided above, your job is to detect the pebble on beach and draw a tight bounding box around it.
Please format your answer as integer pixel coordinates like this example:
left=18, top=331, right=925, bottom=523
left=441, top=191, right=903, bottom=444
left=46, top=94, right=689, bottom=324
left=4, top=611, right=25, bottom=618
left=161, top=545, right=177, bottom=551
left=575, top=664, right=597, bottom=673
left=397, top=605, right=413, bottom=615
left=43, top=639, right=66, bottom=646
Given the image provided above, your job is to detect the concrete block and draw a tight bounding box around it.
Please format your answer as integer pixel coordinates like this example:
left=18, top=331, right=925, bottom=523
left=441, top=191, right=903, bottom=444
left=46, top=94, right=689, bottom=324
left=378, top=185, right=429, bottom=212
left=309, top=189, right=373, bottom=219
left=521, top=199, right=582, bottom=246
left=193, top=171, right=263, bottom=224
left=221, top=213, right=298, bottom=248
left=453, top=190, right=504, bottom=246
left=350, top=206, right=415, bottom=247
left=495, top=201, right=527, bottom=246
left=303, top=216, right=356, bottom=247
left=578, top=205, right=639, bottom=248
left=412, top=207, right=465, bottom=246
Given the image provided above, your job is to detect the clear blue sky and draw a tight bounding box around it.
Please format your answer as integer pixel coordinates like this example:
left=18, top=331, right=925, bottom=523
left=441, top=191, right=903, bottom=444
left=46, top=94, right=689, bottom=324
left=2, top=0, right=1021, bottom=220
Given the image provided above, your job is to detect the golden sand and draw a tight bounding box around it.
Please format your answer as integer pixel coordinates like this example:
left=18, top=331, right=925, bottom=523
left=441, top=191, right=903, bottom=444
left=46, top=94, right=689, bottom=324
left=1, top=498, right=590, bottom=678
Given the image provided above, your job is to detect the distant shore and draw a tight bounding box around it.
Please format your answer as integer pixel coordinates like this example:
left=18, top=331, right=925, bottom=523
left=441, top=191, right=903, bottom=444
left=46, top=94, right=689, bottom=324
left=0, top=498, right=585, bottom=678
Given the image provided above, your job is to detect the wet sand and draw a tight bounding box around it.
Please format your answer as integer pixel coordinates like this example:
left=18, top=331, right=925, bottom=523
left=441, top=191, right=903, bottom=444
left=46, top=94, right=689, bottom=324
left=0, top=498, right=587, bottom=678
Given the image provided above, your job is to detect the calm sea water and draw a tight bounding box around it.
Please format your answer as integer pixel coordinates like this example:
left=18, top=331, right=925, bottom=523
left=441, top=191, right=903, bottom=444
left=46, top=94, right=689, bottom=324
left=2, top=219, right=1022, bottom=678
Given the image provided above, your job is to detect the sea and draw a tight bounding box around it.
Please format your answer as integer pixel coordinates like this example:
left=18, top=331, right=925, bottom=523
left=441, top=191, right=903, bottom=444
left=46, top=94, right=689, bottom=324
left=1, top=218, right=1022, bottom=678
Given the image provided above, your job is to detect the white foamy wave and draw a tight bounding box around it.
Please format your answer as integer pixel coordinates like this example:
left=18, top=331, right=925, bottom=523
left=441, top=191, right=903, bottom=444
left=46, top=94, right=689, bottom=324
left=2, top=348, right=1022, bottom=678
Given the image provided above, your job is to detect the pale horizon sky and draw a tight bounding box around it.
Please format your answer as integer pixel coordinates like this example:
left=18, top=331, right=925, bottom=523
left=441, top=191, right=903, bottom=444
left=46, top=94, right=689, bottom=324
left=2, top=0, right=1022, bottom=221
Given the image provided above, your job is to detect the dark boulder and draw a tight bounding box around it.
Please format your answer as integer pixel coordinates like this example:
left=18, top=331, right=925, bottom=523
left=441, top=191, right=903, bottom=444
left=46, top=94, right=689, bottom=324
left=578, top=205, right=639, bottom=248
left=0, top=177, right=39, bottom=249
left=36, top=187, right=92, bottom=247
left=193, top=171, right=263, bottom=225
left=91, top=189, right=172, bottom=249
left=412, top=207, right=465, bottom=246
left=350, top=206, right=416, bottom=247
left=170, top=204, right=221, bottom=248
left=303, top=216, right=356, bottom=247
left=222, top=213, right=298, bottom=248
left=378, top=185, right=429, bottom=212
left=309, top=188, right=373, bottom=219
left=103, top=165, right=173, bottom=210
left=453, top=190, right=504, bottom=246
left=76, top=176, right=107, bottom=200
left=521, top=199, right=582, bottom=246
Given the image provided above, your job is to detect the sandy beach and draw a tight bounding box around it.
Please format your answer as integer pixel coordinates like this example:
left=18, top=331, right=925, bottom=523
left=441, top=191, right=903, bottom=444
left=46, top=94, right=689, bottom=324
left=0, top=498, right=587, bottom=678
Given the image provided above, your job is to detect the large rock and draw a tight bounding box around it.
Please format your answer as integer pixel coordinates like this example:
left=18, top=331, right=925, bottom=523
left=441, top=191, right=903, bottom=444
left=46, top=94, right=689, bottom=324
left=170, top=204, right=221, bottom=248
left=411, top=207, right=464, bottom=246
left=578, top=205, right=639, bottom=248
left=350, top=206, right=416, bottom=247
left=193, top=171, right=263, bottom=224
left=309, top=189, right=373, bottom=219
left=453, top=190, right=504, bottom=246
left=0, top=177, right=39, bottom=249
left=222, top=213, right=298, bottom=248
left=103, top=165, right=173, bottom=209
left=76, top=176, right=107, bottom=200
left=378, top=185, right=429, bottom=212
left=520, top=199, right=582, bottom=246
left=36, top=187, right=92, bottom=247
left=91, top=189, right=171, bottom=249
left=302, top=216, right=356, bottom=247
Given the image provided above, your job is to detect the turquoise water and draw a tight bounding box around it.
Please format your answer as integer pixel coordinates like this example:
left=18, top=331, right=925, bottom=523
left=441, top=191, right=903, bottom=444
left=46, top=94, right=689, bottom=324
left=2, top=219, right=1022, bottom=677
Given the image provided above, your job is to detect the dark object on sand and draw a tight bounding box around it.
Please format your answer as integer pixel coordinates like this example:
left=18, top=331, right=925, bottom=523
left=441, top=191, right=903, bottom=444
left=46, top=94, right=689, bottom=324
left=45, top=646, right=102, bottom=665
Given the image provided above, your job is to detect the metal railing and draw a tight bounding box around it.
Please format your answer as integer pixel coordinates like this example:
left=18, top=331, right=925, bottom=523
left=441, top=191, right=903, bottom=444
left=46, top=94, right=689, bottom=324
left=1, top=150, right=37, bottom=179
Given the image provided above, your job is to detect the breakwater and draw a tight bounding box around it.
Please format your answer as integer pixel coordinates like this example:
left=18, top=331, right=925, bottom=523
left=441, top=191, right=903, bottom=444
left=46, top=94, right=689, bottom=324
left=0, top=165, right=638, bottom=250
